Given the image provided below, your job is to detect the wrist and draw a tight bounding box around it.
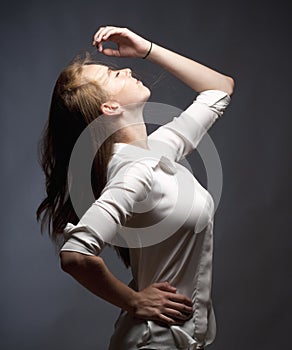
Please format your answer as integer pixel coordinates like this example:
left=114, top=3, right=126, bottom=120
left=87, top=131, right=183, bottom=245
left=142, top=41, right=152, bottom=59
left=126, top=290, right=140, bottom=316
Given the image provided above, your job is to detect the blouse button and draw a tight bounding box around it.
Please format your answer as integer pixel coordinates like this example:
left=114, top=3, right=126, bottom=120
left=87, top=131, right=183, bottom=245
left=158, top=156, right=177, bottom=175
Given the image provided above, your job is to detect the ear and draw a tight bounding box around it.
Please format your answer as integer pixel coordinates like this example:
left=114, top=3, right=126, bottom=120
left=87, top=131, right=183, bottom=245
left=100, top=101, right=122, bottom=116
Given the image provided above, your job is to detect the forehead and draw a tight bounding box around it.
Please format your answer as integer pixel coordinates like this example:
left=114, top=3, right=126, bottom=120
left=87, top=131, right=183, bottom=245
left=81, top=64, right=109, bottom=83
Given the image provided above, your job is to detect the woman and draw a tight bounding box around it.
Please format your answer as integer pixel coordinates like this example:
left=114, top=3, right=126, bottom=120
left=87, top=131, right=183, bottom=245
left=37, top=26, right=234, bottom=350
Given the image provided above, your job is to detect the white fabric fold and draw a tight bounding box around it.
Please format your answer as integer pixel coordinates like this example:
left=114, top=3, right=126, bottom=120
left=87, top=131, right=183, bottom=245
left=195, top=89, right=231, bottom=117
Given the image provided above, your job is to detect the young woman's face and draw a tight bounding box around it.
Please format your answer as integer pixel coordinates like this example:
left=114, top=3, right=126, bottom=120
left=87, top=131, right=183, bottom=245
left=82, top=64, right=151, bottom=106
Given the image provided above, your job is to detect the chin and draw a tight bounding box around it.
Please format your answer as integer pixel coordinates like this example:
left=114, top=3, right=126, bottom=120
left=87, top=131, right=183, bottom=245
left=142, top=86, right=151, bottom=101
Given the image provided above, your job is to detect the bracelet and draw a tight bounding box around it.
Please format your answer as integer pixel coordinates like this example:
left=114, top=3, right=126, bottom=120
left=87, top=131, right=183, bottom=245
left=142, top=42, right=152, bottom=59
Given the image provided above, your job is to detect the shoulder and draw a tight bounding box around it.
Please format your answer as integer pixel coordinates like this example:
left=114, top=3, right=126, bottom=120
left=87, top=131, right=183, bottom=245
left=107, top=153, right=154, bottom=188
left=100, top=156, right=154, bottom=203
left=107, top=143, right=160, bottom=180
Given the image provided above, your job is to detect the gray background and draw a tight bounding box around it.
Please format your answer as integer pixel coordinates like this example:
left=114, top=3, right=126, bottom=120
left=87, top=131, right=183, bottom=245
left=1, top=0, right=291, bottom=349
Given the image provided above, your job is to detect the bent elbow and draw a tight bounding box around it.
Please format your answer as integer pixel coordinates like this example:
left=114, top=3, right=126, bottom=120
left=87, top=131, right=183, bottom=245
left=60, top=251, right=85, bottom=273
left=225, top=76, right=235, bottom=96
left=59, top=251, right=103, bottom=274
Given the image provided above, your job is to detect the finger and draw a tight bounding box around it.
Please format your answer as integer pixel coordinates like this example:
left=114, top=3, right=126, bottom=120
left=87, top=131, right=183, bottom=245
left=166, top=300, right=193, bottom=314
left=102, top=28, right=126, bottom=41
left=93, top=26, right=109, bottom=44
left=102, top=48, right=121, bottom=57
left=155, top=281, right=177, bottom=292
left=97, top=42, right=103, bottom=52
left=93, top=26, right=107, bottom=43
left=95, top=26, right=122, bottom=44
left=167, top=293, right=193, bottom=307
left=156, top=313, right=177, bottom=326
left=163, top=308, right=191, bottom=321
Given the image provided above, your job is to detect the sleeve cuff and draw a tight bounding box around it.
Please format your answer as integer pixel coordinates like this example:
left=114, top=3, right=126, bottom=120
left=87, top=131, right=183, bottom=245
left=195, top=90, right=231, bottom=117
left=60, top=222, right=105, bottom=256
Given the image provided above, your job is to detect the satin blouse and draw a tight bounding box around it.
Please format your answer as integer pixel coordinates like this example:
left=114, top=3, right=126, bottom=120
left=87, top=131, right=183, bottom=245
left=60, top=90, right=231, bottom=349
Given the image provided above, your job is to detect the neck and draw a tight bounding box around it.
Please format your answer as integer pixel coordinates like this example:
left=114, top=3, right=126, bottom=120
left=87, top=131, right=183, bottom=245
left=117, top=128, right=149, bottom=149
left=111, top=103, right=149, bottom=149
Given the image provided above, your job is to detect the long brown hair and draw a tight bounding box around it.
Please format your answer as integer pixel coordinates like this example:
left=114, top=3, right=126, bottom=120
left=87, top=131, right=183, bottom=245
left=36, top=53, right=130, bottom=267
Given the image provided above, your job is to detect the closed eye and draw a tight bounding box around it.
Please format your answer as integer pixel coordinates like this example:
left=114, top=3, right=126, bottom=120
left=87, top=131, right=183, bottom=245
left=115, top=71, right=120, bottom=77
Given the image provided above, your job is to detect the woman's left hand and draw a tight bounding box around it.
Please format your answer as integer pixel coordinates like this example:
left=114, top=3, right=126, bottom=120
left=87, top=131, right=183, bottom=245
left=92, top=26, right=151, bottom=58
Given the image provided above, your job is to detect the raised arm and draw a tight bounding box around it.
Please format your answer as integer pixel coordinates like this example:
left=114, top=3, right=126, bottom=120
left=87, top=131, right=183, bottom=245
left=93, top=25, right=234, bottom=161
left=92, top=26, right=234, bottom=95
left=147, top=43, right=234, bottom=95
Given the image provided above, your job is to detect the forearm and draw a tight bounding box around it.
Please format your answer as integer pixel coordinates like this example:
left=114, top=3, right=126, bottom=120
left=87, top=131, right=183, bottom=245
left=60, top=251, right=137, bottom=313
left=147, top=43, right=234, bottom=95
left=60, top=251, right=194, bottom=325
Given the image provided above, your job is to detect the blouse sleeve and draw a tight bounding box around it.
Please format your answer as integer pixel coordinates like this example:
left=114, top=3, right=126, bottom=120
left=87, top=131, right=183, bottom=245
left=60, top=160, right=153, bottom=256
left=148, top=90, right=231, bottom=162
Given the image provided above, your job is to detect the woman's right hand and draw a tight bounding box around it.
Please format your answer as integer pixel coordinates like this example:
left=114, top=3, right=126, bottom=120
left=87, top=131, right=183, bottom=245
left=92, top=26, right=151, bottom=58
left=131, top=281, right=193, bottom=326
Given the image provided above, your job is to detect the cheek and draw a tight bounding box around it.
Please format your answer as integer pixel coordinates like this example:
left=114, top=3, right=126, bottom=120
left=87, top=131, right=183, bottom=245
left=117, top=79, right=127, bottom=93
left=109, top=80, right=149, bottom=104
left=106, top=79, right=126, bottom=97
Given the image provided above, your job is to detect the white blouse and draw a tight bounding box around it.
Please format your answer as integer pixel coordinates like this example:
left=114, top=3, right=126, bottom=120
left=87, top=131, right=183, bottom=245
left=60, top=90, right=231, bottom=350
